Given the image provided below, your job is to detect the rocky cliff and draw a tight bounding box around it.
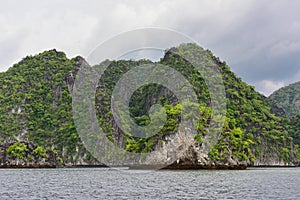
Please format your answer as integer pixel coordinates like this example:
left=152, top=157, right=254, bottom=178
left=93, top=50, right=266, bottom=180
left=0, top=44, right=299, bottom=168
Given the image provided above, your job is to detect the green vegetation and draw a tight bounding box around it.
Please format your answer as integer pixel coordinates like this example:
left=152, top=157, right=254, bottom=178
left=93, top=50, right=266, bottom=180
left=33, top=146, right=47, bottom=158
left=2, top=141, right=57, bottom=165
left=194, top=134, right=203, bottom=143
left=95, top=43, right=298, bottom=164
left=284, top=115, right=300, bottom=147
left=269, top=81, right=300, bottom=118
left=7, top=142, right=28, bottom=159
left=268, top=83, right=300, bottom=161
left=0, top=50, right=85, bottom=164
left=0, top=44, right=299, bottom=165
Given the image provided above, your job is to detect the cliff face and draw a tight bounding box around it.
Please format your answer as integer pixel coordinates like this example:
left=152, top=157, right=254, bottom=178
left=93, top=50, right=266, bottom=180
left=142, top=129, right=249, bottom=170
left=0, top=44, right=299, bottom=168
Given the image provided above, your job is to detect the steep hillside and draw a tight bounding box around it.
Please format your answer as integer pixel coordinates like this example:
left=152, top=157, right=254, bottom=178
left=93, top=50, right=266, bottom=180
left=268, top=82, right=300, bottom=150
left=269, top=81, right=300, bottom=118
left=0, top=50, right=99, bottom=166
left=286, top=115, right=300, bottom=146
left=0, top=44, right=299, bottom=168
left=94, top=43, right=299, bottom=167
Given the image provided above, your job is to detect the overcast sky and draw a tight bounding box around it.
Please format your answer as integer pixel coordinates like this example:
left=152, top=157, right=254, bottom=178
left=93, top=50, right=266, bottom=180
left=0, top=0, right=299, bottom=96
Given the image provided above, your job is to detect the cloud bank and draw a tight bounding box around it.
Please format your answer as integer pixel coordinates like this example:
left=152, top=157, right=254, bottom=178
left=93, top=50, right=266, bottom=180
left=0, top=0, right=299, bottom=96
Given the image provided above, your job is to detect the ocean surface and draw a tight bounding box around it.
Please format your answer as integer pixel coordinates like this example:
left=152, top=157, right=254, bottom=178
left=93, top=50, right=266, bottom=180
left=0, top=167, right=299, bottom=199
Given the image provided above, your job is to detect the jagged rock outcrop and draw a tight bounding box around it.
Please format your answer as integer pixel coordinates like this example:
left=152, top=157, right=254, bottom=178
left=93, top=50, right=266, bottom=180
left=150, top=131, right=248, bottom=170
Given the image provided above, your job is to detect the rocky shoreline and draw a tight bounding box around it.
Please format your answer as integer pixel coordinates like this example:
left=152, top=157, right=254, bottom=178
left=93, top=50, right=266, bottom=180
left=0, top=141, right=297, bottom=169
left=0, top=164, right=56, bottom=168
left=0, top=163, right=298, bottom=169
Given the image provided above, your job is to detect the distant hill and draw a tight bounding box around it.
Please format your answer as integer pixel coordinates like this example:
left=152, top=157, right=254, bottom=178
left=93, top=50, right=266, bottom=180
left=269, top=81, right=300, bottom=118
left=0, top=44, right=299, bottom=168
left=268, top=82, right=300, bottom=149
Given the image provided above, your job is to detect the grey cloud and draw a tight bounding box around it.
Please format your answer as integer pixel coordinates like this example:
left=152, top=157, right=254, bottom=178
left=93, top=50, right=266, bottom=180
left=189, top=0, right=300, bottom=92
left=0, top=0, right=299, bottom=95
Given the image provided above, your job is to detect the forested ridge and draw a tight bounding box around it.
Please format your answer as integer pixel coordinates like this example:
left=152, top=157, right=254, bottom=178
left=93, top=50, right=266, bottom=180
left=0, top=44, right=299, bottom=167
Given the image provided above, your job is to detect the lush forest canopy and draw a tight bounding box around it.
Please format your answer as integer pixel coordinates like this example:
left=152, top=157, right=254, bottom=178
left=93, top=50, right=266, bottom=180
left=269, top=81, right=300, bottom=118
left=0, top=44, right=299, bottom=165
